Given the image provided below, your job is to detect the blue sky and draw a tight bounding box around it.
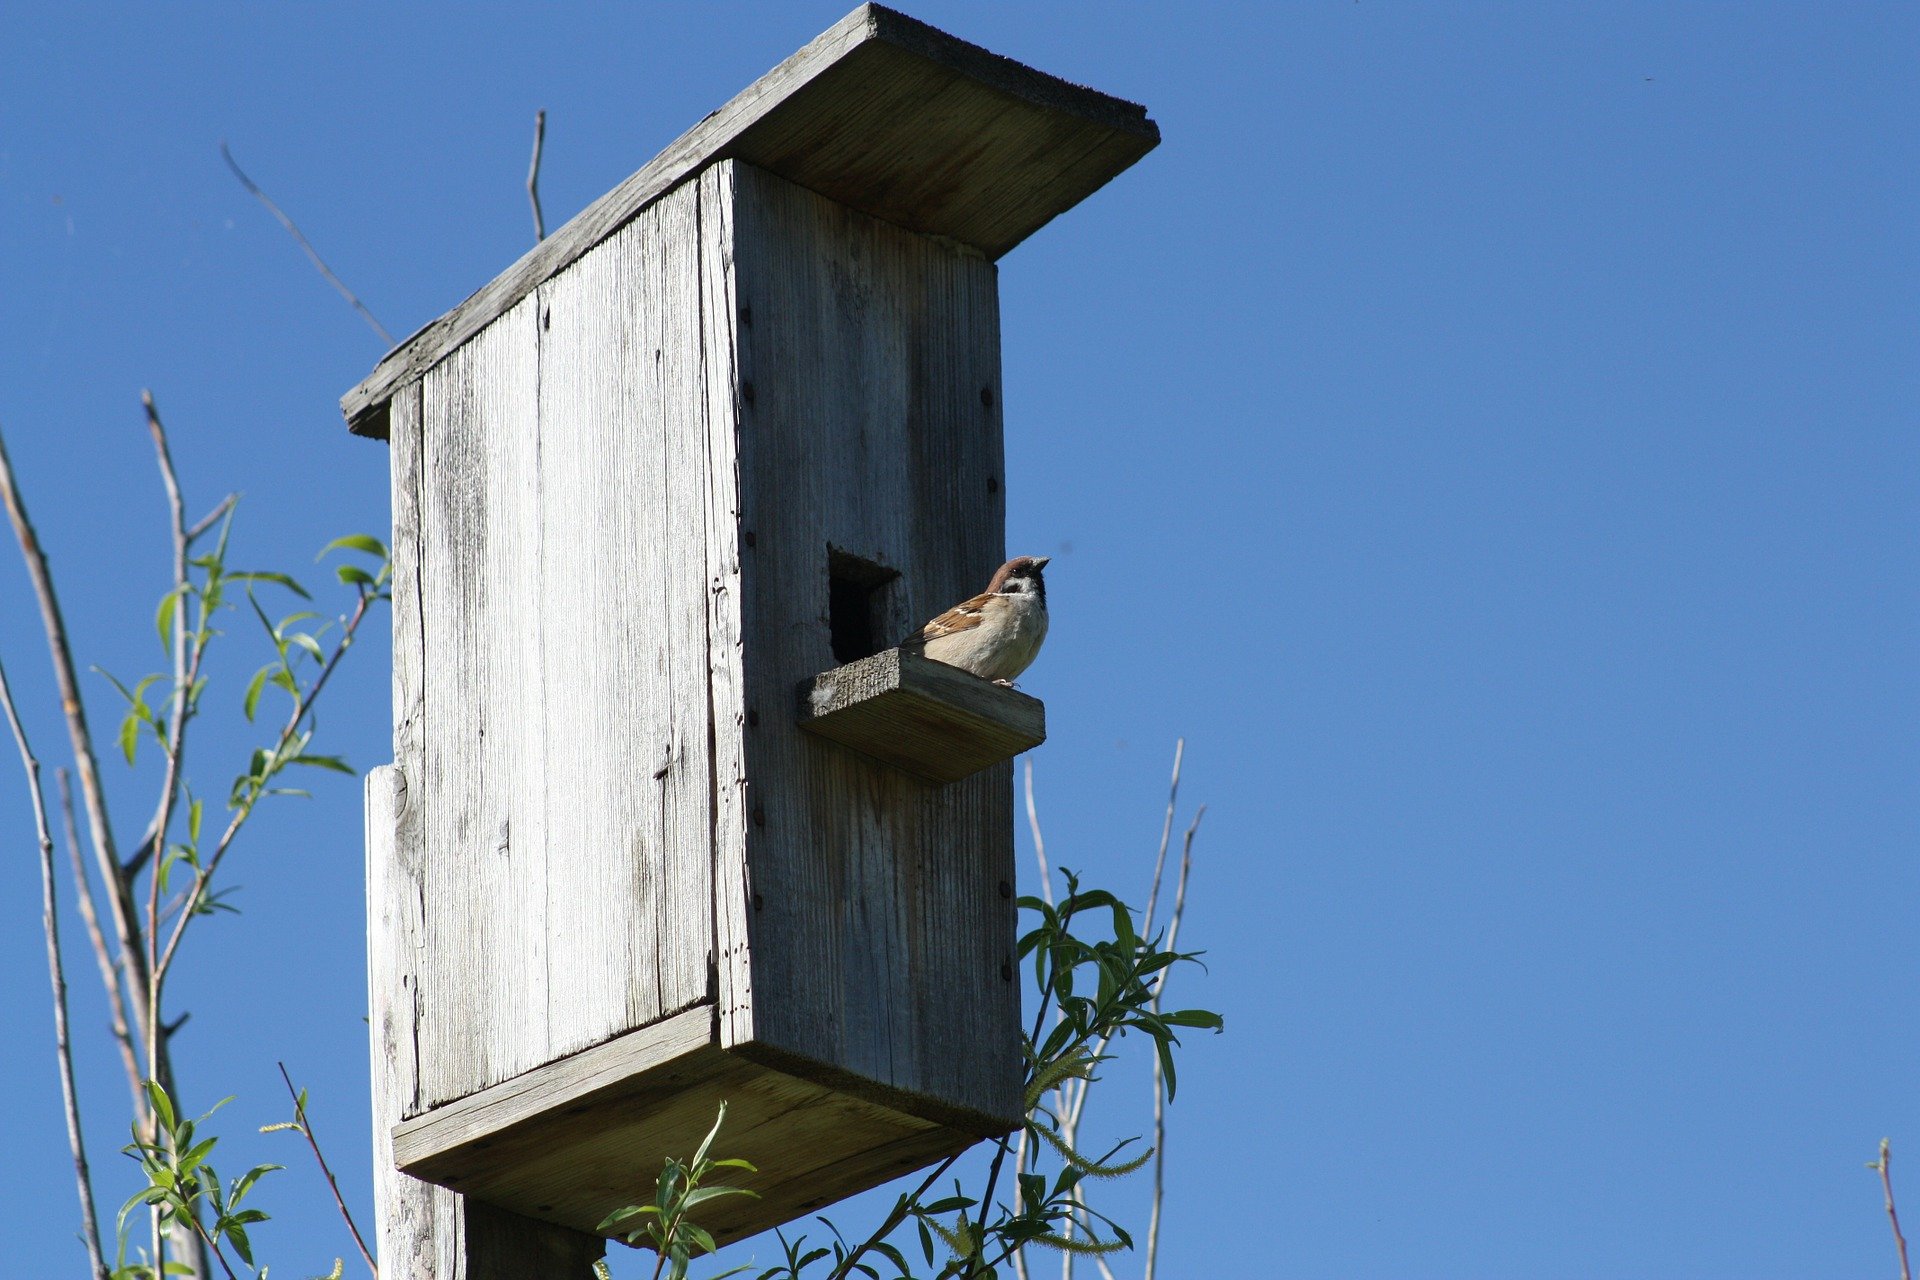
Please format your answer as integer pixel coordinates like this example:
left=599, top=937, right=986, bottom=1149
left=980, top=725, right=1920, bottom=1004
left=2, top=3, right=1915, bottom=1276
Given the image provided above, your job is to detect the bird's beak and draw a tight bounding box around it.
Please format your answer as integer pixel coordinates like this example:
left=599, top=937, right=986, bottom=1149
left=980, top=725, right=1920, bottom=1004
left=1031, top=556, right=1051, bottom=570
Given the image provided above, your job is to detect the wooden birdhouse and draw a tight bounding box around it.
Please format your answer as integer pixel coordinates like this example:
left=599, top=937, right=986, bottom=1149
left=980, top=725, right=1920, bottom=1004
left=351, top=3, right=1156, bottom=1260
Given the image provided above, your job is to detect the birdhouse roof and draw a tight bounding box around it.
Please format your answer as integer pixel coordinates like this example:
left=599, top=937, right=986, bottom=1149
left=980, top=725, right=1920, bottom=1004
left=341, top=3, right=1159, bottom=439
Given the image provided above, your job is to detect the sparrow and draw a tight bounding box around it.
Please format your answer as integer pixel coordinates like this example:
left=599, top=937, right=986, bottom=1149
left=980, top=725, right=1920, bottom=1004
left=902, top=556, right=1050, bottom=685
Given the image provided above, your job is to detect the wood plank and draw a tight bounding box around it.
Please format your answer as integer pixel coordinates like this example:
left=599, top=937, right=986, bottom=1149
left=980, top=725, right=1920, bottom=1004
left=368, top=383, right=466, bottom=1277
left=341, top=2, right=1157, bottom=438
left=698, top=164, right=757, bottom=1052
left=393, top=1004, right=716, bottom=1171
left=417, top=300, right=550, bottom=1108
left=726, top=163, right=1024, bottom=1128
left=797, top=647, right=1045, bottom=784
left=654, top=184, right=718, bottom=1016
left=535, top=198, right=675, bottom=1058
left=393, top=1018, right=981, bottom=1247
left=367, top=762, right=461, bottom=1279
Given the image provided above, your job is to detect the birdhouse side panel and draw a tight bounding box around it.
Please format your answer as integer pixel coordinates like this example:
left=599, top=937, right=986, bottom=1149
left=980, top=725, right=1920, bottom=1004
left=407, top=183, right=721, bottom=1111
left=532, top=183, right=716, bottom=1062
left=720, top=161, right=1022, bottom=1129
left=416, top=300, right=553, bottom=1110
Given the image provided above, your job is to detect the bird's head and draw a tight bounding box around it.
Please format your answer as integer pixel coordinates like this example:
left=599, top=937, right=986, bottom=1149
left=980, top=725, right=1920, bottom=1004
left=987, top=555, right=1050, bottom=603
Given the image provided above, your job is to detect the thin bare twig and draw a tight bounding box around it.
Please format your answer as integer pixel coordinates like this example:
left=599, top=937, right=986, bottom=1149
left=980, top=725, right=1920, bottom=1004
left=220, top=142, right=395, bottom=346
left=1064, top=740, right=1185, bottom=1140
left=0, top=420, right=156, bottom=1047
left=277, top=1063, right=379, bottom=1279
left=141, top=389, right=193, bottom=1084
left=1141, top=739, right=1184, bottom=936
left=1877, top=1139, right=1912, bottom=1280
left=185, top=494, right=238, bottom=545
left=1143, top=806, right=1201, bottom=1280
left=1024, top=759, right=1055, bottom=909
left=57, top=768, right=145, bottom=1111
left=2, top=657, right=111, bottom=1280
left=527, top=109, right=548, bottom=243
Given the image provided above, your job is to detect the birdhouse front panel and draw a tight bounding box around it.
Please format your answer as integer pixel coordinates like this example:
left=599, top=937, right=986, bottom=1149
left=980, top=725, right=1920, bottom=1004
left=710, top=161, right=1022, bottom=1128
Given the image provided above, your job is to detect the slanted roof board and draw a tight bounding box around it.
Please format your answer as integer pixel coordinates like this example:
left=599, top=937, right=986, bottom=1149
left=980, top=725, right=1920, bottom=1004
left=341, top=2, right=1157, bottom=438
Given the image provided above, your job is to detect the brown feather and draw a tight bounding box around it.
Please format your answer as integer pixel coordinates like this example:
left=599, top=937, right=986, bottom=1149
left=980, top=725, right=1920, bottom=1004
left=902, top=594, right=992, bottom=646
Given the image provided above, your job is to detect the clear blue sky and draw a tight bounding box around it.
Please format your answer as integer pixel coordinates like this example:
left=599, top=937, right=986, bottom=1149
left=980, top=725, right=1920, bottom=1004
left=3, top=3, right=1916, bottom=1276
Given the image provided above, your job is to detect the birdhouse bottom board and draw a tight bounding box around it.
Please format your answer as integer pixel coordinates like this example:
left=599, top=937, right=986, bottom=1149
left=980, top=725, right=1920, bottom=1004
left=391, top=1005, right=1004, bottom=1245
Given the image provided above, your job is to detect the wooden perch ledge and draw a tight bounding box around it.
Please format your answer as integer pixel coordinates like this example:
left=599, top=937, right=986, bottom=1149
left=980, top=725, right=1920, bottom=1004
left=798, top=648, right=1046, bottom=784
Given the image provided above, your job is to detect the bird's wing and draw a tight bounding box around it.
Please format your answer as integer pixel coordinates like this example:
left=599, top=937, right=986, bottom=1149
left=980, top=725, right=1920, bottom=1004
left=901, top=592, right=994, bottom=646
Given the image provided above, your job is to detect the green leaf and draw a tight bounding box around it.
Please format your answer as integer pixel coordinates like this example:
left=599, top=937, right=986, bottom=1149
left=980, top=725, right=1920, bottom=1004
left=243, top=665, right=272, bottom=722
left=287, top=631, right=326, bottom=663
left=679, top=1185, right=758, bottom=1211
left=120, top=714, right=140, bottom=765
left=230, top=570, right=311, bottom=600
left=335, top=564, right=376, bottom=588
left=225, top=1221, right=254, bottom=1266
left=232, top=1164, right=281, bottom=1203
left=155, top=590, right=181, bottom=651
left=320, top=533, right=388, bottom=559
left=691, top=1100, right=729, bottom=1169
left=289, top=754, right=355, bottom=776
left=1159, top=1008, right=1223, bottom=1031
left=145, top=1081, right=176, bottom=1134
left=187, top=796, right=203, bottom=844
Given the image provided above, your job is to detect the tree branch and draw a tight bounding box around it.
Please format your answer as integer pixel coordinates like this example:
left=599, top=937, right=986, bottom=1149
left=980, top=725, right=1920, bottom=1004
left=141, top=388, right=194, bottom=1083
left=277, top=1062, right=379, bottom=1279
left=527, top=109, right=548, bottom=243
left=2, top=656, right=111, bottom=1280
left=220, top=142, right=395, bottom=347
left=1878, top=1139, right=1912, bottom=1280
left=0, top=420, right=156, bottom=1046
left=1142, top=806, right=1201, bottom=1280
left=184, top=494, right=238, bottom=546
left=57, top=767, right=145, bottom=1112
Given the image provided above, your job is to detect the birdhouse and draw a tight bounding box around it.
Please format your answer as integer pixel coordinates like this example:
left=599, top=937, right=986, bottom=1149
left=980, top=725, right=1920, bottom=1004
left=351, top=3, right=1156, bottom=1251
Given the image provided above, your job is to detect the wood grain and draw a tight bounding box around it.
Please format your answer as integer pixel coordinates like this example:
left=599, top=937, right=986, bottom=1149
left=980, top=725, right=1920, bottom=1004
left=726, top=162, right=1024, bottom=1127
left=341, top=2, right=1157, bottom=438
left=394, top=1009, right=980, bottom=1247
left=698, top=164, right=757, bottom=1051
left=534, top=183, right=714, bottom=1062
left=797, top=647, right=1045, bottom=783
left=417, top=299, right=550, bottom=1109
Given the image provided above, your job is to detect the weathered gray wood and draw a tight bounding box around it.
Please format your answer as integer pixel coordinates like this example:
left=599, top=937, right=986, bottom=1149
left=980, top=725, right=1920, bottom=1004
left=394, top=1005, right=715, bottom=1173
left=698, top=163, right=757, bottom=1052
left=726, top=161, right=1024, bottom=1126
left=393, top=1006, right=978, bottom=1247
left=534, top=183, right=714, bottom=1061
left=367, top=762, right=462, bottom=1279
left=798, top=647, right=1045, bottom=783
left=341, top=2, right=1157, bottom=438
left=418, top=300, right=551, bottom=1109
left=375, top=390, right=606, bottom=1279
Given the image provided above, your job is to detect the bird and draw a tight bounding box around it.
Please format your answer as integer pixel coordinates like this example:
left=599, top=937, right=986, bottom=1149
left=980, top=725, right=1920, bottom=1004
left=901, top=556, right=1050, bottom=685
